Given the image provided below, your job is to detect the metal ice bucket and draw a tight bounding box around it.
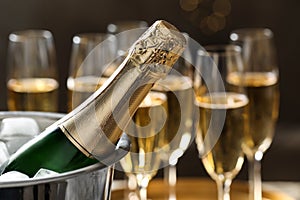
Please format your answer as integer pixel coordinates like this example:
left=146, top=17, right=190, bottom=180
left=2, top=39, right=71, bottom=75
left=0, top=111, right=130, bottom=200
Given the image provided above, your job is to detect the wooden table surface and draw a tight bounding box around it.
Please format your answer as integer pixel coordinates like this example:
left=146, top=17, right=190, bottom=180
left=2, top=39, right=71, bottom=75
left=111, top=178, right=295, bottom=200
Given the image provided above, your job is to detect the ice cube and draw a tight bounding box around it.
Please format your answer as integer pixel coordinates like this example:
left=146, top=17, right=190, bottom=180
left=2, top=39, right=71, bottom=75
left=5, top=136, right=33, bottom=155
left=0, top=117, right=39, bottom=140
left=33, top=168, right=59, bottom=178
left=0, top=141, right=9, bottom=165
left=0, top=171, right=29, bottom=181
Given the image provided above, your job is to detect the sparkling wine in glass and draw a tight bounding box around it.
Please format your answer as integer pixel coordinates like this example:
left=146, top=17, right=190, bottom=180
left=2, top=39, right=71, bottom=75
left=194, top=45, right=249, bottom=200
left=67, top=33, right=117, bottom=110
left=6, top=30, right=59, bottom=111
left=153, top=74, right=194, bottom=186
left=120, top=91, right=168, bottom=200
left=230, top=28, right=280, bottom=200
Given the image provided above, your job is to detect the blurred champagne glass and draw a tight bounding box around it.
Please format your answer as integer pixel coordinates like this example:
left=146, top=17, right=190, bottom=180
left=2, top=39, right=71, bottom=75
left=67, top=33, right=117, bottom=110
left=194, top=45, right=248, bottom=200
left=107, top=20, right=148, bottom=60
left=152, top=33, right=195, bottom=187
left=229, top=28, right=280, bottom=200
left=6, top=29, right=59, bottom=111
left=120, top=91, right=168, bottom=200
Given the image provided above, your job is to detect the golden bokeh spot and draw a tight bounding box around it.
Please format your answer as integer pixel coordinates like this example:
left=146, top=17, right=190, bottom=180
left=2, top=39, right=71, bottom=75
left=200, top=17, right=214, bottom=35
left=213, top=0, right=231, bottom=16
left=180, top=0, right=231, bottom=34
left=207, top=14, right=226, bottom=32
left=180, top=0, right=200, bottom=12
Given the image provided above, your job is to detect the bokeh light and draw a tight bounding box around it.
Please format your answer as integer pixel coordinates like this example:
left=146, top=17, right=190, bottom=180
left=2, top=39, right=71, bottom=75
left=180, top=0, right=200, bottom=12
left=180, top=0, right=232, bottom=35
left=213, top=0, right=231, bottom=16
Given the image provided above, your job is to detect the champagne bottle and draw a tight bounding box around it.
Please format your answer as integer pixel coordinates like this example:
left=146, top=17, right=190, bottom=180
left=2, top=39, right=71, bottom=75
left=0, top=20, right=186, bottom=177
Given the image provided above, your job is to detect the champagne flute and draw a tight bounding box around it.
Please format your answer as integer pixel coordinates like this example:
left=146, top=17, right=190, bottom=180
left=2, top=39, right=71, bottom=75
left=67, top=33, right=117, bottom=110
left=229, top=28, right=280, bottom=200
left=194, top=45, right=249, bottom=200
left=120, top=91, right=168, bottom=200
left=152, top=33, right=194, bottom=187
left=6, top=29, right=59, bottom=111
left=107, top=20, right=148, bottom=70
left=66, top=33, right=117, bottom=199
left=107, top=20, right=148, bottom=57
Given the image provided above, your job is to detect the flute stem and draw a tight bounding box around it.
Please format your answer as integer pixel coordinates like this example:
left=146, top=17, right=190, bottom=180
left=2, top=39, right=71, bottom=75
left=216, top=178, right=232, bottom=200
left=164, top=164, right=177, bottom=200
left=164, top=164, right=177, bottom=187
left=135, top=174, right=150, bottom=200
left=137, top=186, right=147, bottom=200
left=247, top=152, right=263, bottom=200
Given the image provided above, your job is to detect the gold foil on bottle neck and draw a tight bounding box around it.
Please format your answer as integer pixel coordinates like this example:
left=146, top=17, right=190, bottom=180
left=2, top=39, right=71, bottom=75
left=129, top=20, right=186, bottom=76
left=59, top=20, right=186, bottom=160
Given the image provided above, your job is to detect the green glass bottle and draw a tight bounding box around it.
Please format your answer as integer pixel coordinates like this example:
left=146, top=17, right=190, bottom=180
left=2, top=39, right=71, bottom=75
left=2, top=127, right=98, bottom=177
left=0, top=20, right=186, bottom=177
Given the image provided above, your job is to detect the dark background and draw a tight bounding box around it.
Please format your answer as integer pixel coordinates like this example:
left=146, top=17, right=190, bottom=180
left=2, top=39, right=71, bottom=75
left=0, top=0, right=299, bottom=181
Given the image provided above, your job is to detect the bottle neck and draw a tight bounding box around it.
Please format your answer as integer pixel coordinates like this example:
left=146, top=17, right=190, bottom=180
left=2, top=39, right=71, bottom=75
left=59, top=55, right=168, bottom=160
left=57, top=20, right=186, bottom=161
